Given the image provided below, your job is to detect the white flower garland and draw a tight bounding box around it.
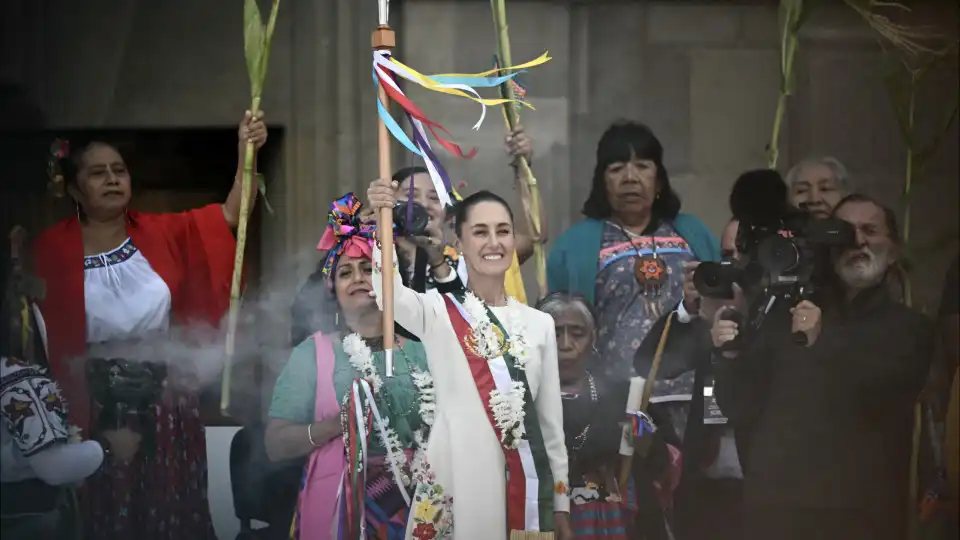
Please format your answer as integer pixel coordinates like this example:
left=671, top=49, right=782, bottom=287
left=411, top=370, right=436, bottom=427
left=343, top=333, right=383, bottom=393
left=460, top=292, right=529, bottom=449
left=504, top=297, right=530, bottom=370
left=489, top=381, right=527, bottom=446
left=343, top=333, right=436, bottom=487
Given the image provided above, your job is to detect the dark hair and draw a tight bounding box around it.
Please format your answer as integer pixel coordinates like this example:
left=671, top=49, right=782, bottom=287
left=451, top=190, right=514, bottom=237
left=61, top=140, right=120, bottom=187
left=729, top=168, right=790, bottom=224
left=832, top=193, right=901, bottom=244
left=392, top=166, right=428, bottom=184
left=289, top=250, right=415, bottom=346
left=581, top=121, right=681, bottom=221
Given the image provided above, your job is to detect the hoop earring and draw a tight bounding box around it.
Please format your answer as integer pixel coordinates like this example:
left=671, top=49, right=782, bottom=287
left=75, top=202, right=82, bottom=223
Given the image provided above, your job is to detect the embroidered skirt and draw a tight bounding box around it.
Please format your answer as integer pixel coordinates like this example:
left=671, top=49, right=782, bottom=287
left=84, top=387, right=216, bottom=540
left=569, top=480, right=638, bottom=540
left=340, top=457, right=410, bottom=540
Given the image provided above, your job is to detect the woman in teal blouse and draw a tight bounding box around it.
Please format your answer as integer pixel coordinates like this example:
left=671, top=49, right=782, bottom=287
left=265, top=193, right=433, bottom=540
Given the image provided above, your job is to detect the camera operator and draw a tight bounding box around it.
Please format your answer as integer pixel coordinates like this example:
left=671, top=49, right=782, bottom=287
left=785, top=156, right=852, bottom=220
left=390, top=166, right=464, bottom=293
left=713, top=193, right=934, bottom=540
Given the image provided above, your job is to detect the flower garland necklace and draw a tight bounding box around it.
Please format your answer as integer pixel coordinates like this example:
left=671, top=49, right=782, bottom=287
left=342, top=333, right=436, bottom=487
left=460, top=291, right=530, bottom=449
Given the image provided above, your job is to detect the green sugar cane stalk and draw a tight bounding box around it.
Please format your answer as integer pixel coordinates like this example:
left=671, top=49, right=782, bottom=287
left=222, top=0, right=281, bottom=416
left=768, top=0, right=807, bottom=169
left=883, top=44, right=958, bottom=540
left=884, top=43, right=958, bottom=308
left=491, top=0, right=547, bottom=300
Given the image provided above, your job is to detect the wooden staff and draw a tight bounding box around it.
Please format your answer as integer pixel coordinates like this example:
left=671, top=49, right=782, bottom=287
left=373, top=19, right=396, bottom=377
left=618, top=312, right=674, bottom=492
left=491, top=0, right=547, bottom=300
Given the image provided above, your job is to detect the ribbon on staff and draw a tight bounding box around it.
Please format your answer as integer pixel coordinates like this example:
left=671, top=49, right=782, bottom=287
left=372, top=50, right=551, bottom=207
left=628, top=411, right=658, bottom=438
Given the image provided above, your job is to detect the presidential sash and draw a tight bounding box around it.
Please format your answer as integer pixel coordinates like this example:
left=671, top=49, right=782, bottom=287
left=442, top=293, right=554, bottom=534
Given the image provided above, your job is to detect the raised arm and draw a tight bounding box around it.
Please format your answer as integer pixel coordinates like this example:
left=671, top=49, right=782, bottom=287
left=367, top=178, right=446, bottom=337
left=534, top=314, right=570, bottom=514
left=371, top=243, right=443, bottom=338
left=222, top=110, right=267, bottom=228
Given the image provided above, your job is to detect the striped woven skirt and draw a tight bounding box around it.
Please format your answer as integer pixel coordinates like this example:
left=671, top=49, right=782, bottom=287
left=569, top=480, right=638, bottom=540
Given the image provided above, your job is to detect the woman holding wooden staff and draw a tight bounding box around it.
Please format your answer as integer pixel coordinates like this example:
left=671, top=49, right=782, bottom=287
left=367, top=180, right=572, bottom=540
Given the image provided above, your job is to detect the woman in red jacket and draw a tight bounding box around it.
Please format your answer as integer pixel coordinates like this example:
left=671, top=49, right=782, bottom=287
left=33, top=111, right=266, bottom=540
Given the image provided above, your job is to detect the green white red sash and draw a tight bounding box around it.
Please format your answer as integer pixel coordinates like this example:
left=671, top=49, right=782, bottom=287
left=442, top=292, right=555, bottom=533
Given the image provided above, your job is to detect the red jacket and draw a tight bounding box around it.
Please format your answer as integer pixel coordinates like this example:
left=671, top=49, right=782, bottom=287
left=33, top=204, right=237, bottom=433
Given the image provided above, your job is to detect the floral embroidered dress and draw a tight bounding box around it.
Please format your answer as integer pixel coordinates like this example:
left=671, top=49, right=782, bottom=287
left=269, top=336, right=432, bottom=539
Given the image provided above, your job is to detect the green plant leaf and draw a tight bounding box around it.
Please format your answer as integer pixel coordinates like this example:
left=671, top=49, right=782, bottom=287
left=256, top=173, right=274, bottom=216
left=257, top=0, right=282, bottom=87
left=244, top=0, right=266, bottom=97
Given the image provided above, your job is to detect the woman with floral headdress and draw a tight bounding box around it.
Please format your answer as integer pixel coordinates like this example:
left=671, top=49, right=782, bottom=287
left=266, top=193, right=434, bottom=540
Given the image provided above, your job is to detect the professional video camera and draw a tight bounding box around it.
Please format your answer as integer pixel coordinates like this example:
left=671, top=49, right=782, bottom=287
left=694, top=169, right=855, bottom=346
left=392, top=200, right=430, bottom=237
left=694, top=169, right=855, bottom=299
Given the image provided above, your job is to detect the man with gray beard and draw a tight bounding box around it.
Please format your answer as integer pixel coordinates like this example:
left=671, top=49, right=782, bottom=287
left=713, top=194, right=934, bottom=540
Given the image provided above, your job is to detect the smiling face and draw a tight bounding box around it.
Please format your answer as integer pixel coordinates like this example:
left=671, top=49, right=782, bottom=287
left=397, top=172, right=444, bottom=235
left=605, top=153, right=658, bottom=221
left=69, top=143, right=132, bottom=220
left=790, top=163, right=846, bottom=220
left=457, top=200, right=516, bottom=278
left=832, top=200, right=897, bottom=290
left=333, top=254, right=375, bottom=316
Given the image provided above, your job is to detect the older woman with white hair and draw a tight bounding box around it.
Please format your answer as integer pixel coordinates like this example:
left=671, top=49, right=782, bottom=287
left=784, top=156, right=852, bottom=220
left=536, top=291, right=680, bottom=540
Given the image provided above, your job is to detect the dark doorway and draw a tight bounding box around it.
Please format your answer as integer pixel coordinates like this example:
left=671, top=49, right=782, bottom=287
left=0, top=127, right=284, bottom=426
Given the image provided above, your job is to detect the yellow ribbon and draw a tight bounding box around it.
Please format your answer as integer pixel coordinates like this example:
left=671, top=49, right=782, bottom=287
left=428, top=51, right=552, bottom=78
left=384, top=52, right=551, bottom=111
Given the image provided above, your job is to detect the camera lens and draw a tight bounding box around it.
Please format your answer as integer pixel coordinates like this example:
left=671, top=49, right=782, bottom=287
left=693, top=261, right=740, bottom=299
left=757, top=236, right=800, bottom=274
left=392, top=200, right=430, bottom=236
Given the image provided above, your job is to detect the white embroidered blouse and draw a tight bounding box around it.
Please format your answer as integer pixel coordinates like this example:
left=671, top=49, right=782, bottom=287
left=83, top=238, right=172, bottom=344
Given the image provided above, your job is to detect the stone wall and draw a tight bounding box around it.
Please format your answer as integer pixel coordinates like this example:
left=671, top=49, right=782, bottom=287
left=401, top=0, right=959, bottom=313
left=2, top=0, right=957, bottom=312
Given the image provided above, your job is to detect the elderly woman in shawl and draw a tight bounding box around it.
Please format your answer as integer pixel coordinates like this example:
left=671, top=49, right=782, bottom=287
left=265, top=193, right=434, bottom=540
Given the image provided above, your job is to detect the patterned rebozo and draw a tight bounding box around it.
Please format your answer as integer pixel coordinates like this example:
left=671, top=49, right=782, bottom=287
left=1, top=356, right=70, bottom=458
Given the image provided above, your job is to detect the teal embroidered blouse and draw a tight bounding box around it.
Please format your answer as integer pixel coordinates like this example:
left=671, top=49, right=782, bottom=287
left=268, top=336, right=430, bottom=454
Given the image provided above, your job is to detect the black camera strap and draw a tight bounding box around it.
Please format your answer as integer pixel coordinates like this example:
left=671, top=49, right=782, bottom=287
left=411, top=246, right=429, bottom=292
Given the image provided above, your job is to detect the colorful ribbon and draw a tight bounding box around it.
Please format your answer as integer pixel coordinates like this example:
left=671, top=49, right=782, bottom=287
left=317, top=193, right=376, bottom=285
left=628, top=411, right=658, bottom=438
left=493, top=55, right=528, bottom=115
left=372, top=50, right=550, bottom=208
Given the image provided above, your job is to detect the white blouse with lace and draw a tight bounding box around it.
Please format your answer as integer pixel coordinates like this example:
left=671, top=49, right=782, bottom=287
left=83, top=238, right=172, bottom=344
